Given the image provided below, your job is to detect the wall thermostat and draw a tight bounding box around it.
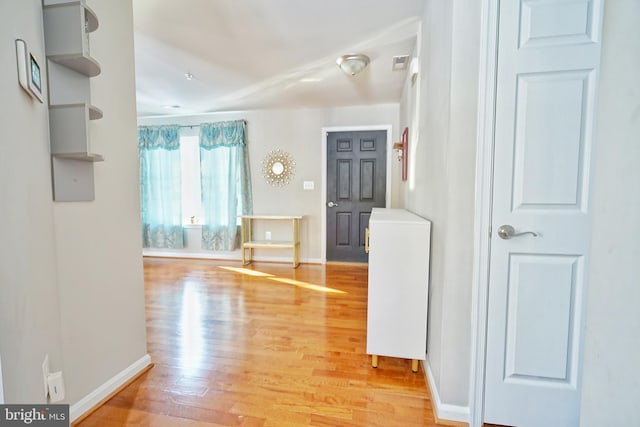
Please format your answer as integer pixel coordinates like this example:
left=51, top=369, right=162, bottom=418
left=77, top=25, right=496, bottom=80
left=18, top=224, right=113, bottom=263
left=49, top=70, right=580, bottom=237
left=16, top=39, right=44, bottom=103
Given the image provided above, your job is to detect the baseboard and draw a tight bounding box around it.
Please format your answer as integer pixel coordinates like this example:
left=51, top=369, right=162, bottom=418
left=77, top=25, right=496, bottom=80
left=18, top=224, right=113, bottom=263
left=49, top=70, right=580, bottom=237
left=243, top=256, right=324, bottom=265
left=142, top=250, right=322, bottom=264
left=143, top=249, right=239, bottom=260
left=423, top=359, right=470, bottom=426
left=70, top=354, right=152, bottom=422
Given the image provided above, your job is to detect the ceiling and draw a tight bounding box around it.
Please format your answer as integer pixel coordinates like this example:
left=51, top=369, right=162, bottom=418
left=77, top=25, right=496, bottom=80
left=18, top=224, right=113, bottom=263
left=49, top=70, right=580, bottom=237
left=132, top=0, right=424, bottom=117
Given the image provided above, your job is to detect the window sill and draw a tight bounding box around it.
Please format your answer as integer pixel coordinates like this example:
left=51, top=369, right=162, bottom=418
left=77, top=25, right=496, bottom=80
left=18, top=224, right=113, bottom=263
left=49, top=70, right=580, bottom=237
left=182, top=224, right=202, bottom=229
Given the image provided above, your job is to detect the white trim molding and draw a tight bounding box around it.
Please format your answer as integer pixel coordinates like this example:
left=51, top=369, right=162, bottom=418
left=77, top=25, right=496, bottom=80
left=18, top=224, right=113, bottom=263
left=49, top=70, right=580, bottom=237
left=469, top=0, right=500, bottom=426
left=143, top=250, right=240, bottom=260
left=423, top=359, right=470, bottom=424
left=142, top=251, right=322, bottom=265
left=70, top=354, right=151, bottom=422
left=320, top=125, right=394, bottom=262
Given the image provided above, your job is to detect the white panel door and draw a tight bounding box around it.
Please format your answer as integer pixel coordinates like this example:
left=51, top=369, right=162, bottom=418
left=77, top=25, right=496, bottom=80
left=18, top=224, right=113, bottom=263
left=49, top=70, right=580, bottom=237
left=484, top=1, right=603, bottom=426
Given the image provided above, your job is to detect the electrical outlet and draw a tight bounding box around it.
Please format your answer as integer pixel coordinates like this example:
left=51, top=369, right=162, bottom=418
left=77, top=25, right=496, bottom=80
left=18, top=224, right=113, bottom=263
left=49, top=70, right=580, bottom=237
left=42, top=354, right=49, bottom=401
left=265, top=231, right=272, bottom=240
left=47, top=371, right=65, bottom=402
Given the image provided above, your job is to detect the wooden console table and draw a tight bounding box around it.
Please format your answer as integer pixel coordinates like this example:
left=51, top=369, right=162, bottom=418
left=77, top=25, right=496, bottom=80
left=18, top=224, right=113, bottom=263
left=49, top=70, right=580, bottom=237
left=240, top=215, right=303, bottom=268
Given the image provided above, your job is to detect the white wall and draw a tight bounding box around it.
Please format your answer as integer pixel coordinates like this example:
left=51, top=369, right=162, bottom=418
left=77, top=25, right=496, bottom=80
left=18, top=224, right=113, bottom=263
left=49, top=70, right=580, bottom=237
left=402, top=0, right=640, bottom=422
left=52, top=0, right=148, bottom=405
left=580, top=1, right=640, bottom=425
left=0, top=0, right=65, bottom=403
left=399, top=0, right=481, bottom=409
left=397, top=40, right=417, bottom=210
left=0, top=0, right=147, bottom=410
left=406, top=0, right=453, bottom=402
left=139, top=104, right=400, bottom=262
left=406, top=0, right=640, bottom=421
left=437, top=0, right=480, bottom=405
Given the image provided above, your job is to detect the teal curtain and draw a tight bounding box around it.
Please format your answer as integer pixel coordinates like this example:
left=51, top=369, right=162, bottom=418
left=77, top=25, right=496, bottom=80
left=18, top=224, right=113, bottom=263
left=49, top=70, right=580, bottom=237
left=199, top=120, right=253, bottom=251
left=138, top=125, right=184, bottom=248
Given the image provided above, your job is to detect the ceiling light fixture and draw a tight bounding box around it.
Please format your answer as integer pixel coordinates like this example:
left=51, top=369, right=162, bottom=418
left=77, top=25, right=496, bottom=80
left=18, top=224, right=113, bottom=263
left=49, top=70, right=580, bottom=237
left=184, top=72, right=194, bottom=80
left=336, top=54, right=370, bottom=76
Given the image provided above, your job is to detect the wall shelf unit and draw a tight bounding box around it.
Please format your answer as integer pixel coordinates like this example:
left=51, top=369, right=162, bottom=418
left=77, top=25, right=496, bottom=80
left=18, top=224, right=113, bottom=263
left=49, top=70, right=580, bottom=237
left=49, top=103, right=104, bottom=161
left=240, top=215, right=303, bottom=268
left=47, top=54, right=101, bottom=77
left=43, top=0, right=102, bottom=201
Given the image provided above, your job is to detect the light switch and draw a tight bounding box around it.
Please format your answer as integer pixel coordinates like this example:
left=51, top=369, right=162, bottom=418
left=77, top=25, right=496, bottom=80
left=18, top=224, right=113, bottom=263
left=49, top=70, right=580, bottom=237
left=303, top=181, right=314, bottom=190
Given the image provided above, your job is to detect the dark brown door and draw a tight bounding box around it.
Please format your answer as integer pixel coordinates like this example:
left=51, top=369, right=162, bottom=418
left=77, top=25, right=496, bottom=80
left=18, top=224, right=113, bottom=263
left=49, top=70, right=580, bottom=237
left=326, top=130, right=387, bottom=262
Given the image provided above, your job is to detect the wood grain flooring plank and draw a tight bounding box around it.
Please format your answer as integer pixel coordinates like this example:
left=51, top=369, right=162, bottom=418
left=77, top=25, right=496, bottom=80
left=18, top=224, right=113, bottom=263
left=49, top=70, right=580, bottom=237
left=76, top=259, right=437, bottom=426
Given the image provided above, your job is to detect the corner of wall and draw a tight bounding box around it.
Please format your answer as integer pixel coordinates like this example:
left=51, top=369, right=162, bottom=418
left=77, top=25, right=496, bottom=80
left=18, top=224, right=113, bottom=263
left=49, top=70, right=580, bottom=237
left=407, top=0, right=481, bottom=410
left=0, top=0, right=65, bottom=403
left=52, top=0, right=148, bottom=406
left=423, top=359, right=470, bottom=425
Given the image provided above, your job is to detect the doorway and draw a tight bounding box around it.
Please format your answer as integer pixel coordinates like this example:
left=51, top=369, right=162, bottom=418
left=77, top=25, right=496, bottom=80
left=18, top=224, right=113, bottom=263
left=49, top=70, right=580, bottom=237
left=471, top=1, right=604, bottom=426
left=321, top=126, right=392, bottom=262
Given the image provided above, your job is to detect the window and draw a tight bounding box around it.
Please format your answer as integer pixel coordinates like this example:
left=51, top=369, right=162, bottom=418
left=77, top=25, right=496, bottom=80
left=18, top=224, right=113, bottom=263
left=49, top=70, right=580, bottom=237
left=139, top=121, right=252, bottom=251
left=179, top=136, right=203, bottom=224
left=178, top=134, right=247, bottom=227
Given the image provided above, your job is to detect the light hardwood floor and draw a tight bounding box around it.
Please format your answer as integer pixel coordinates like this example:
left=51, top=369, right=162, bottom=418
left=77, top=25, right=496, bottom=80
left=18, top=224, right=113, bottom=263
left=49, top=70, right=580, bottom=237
left=76, top=258, right=441, bottom=426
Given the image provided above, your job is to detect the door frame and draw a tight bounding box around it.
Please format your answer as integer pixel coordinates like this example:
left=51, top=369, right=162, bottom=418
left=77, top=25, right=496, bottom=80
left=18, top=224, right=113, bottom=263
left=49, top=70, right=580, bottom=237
left=469, top=0, right=499, bottom=426
left=471, top=0, right=603, bottom=423
left=320, top=125, right=393, bottom=263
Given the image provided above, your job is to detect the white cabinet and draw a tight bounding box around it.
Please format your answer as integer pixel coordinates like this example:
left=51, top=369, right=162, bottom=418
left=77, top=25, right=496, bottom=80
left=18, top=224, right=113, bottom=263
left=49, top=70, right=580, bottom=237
left=366, top=208, right=431, bottom=372
left=43, top=0, right=103, bottom=201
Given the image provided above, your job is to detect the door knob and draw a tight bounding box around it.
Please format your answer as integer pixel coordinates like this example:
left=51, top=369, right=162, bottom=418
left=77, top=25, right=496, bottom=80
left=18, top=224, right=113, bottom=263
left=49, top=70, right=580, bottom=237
left=497, top=225, right=538, bottom=240
left=327, top=201, right=339, bottom=208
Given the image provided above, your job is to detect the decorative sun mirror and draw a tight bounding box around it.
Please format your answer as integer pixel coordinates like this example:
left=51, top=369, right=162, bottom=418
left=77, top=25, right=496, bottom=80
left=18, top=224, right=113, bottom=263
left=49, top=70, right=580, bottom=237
left=262, top=149, right=295, bottom=186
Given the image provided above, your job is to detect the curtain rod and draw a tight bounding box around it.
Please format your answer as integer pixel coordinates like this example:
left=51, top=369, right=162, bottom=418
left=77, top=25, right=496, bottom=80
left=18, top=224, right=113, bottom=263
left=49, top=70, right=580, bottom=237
left=178, top=120, right=246, bottom=129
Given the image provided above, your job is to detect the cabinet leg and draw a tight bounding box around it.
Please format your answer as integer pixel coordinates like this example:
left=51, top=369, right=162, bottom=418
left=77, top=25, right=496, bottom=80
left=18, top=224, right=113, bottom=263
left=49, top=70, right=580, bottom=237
left=411, top=359, right=419, bottom=373
left=242, top=247, right=252, bottom=266
left=372, top=355, right=378, bottom=368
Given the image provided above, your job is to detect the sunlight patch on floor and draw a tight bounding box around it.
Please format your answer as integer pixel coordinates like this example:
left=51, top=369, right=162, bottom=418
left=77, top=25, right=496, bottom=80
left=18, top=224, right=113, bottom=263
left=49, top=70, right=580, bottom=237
left=178, top=282, right=204, bottom=375
left=267, top=277, right=346, bottom=294
left=218, top=266, right=275, bottom=277
left=219, top=266, right=346, bottom=294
